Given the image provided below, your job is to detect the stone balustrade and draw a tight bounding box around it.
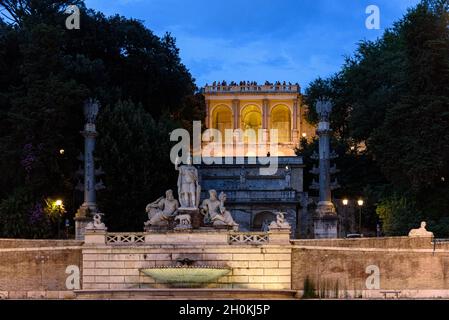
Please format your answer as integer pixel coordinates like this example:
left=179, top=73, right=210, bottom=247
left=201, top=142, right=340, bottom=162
left=106, top=233, right=146, bottom=245
left=85, top=229, right=291, bottom=246
left=204, top=84, right=300, bottom=94
left=228, top=232, right=269, bottom=245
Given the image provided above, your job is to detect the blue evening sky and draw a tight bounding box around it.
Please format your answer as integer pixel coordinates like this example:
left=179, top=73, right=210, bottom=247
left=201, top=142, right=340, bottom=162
left=85, top=0, right=420, bottom=89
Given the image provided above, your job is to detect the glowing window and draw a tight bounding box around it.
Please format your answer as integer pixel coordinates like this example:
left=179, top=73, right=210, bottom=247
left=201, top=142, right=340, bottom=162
left=212, top=105, right=233, bottom=137
left=271, top=105, right=291, bottom=143
left=241, top=105, right=262, bottom=142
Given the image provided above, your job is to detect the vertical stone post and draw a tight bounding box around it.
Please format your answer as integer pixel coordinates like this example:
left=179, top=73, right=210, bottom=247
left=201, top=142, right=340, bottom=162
left=205, top=100, right=211, bottom=129
left=232, top=99, right=240, bottom=130
left=292, top=99, right=298, bottom=143
left=313, top=100, right=338, bottom=239
left=262, top=99, right=270, bottom=143
left=75, top=99, right=100, bottom=240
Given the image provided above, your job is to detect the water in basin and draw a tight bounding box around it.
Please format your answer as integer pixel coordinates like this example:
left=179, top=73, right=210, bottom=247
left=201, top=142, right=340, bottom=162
left=140, top=266, right=231, bottom=288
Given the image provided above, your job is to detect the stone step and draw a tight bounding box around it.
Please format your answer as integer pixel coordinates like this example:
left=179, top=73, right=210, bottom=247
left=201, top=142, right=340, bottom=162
left=74, top=288, right=298, bottom=300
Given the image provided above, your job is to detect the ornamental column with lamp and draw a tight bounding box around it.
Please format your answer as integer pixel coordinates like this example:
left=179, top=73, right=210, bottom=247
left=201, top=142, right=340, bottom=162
left=311, top=99, right=339, bottom=239
left=74, top=99, right=104, bottom=240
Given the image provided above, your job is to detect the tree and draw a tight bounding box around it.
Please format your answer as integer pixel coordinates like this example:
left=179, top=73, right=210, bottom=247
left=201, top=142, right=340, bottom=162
left=0, top=0, right=204, bottom=237
left=302, top=0, right=449, bottom=236
left=96, top=101, right=179, bottom=231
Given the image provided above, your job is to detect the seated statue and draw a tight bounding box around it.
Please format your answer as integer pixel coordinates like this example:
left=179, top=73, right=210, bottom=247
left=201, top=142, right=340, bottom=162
left=144, top=189, right=179, bottom=227
left=269, top=212, right=291, bottom=230
left=201, top=190, right=238, bottom=230
left=408, top=221, right=434, bottom=237
left=86, top=213, right=106, bottom=230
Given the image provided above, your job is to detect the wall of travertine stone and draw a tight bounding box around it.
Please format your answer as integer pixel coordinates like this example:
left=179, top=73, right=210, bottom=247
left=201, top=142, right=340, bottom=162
left=291, top=237, right=449, bottom=298
left=82, top=231, right=292, bottom=290
left=0, top=239, right=83, bottom=299
left=3, top=236, right=449, bottom=299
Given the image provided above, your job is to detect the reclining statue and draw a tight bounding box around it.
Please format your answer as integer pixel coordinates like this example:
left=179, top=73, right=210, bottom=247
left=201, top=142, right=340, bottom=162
left=144, top=189, right=179, bottom=227
left=201, top=190, right=238, bottom=230
left=408, top=221, right=434, bottom=237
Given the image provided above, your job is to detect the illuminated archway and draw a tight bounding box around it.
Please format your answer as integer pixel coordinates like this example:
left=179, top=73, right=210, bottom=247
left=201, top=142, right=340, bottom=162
left=270, top=105, right=291, bottom=143
left=241, top=104, right=262, bottom=142
left=212, top=105, right=233, bottom=138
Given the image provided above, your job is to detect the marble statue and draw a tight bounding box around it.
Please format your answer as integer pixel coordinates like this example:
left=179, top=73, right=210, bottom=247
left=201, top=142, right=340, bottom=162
left=269, top=212, right=291, bottom=230
left=175, top=156, right=201, bottom=208
left=174, top=214, right=192, bottom=229
left=144, top=189, right=179, bottom=227
left=86, top=213, right=106, bottom=230
left=201, top=190, right=238, bottom=230
left=408, top=221, right=434, bottom=237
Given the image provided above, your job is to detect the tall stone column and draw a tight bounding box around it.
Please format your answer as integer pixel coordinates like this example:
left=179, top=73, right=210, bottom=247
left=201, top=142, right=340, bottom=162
left=232, top=99, right=240, bottom=129
left=262, top=99, right=269, bottom=143
left=292, top=99, right=298, bottom=143
left=75, top=99, right=100, bottom=240
left=312, top=100, right=338, bottom=239
left=205, top=100, right=211, bottom=129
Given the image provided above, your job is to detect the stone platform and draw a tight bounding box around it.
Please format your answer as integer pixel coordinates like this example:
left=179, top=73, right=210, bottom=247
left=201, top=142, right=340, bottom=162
left=74, top=288, right=298, bottom=300
left=82, top=229, right=292, bottom=291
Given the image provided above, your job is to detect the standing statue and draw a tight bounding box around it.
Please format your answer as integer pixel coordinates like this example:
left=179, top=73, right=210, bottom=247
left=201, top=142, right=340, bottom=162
left=175, top=156, right=201, bottom=208
left=144, top=189, right=179, bottom=227
left=201, top=190, right=238, bottom=230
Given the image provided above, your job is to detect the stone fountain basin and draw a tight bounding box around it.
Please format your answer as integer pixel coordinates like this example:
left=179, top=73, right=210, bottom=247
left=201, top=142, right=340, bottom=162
left=140, top=266, right=231, bottom=287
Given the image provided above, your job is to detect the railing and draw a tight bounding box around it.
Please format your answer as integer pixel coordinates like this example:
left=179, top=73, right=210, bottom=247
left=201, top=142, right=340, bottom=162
left=432, top=238, right=449, bottom=255
left=228, top=232, right=269, bottom=245
left=106, top=233, right=146, bottom=245
left=204, top=84, right=300, bottom=94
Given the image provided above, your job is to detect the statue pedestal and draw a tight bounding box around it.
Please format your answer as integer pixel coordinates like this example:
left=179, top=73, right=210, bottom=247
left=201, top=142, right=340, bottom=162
left=74, top=205, right=94, bottom=240
left=313, top=201, right=338, bottom=239
left=178, top=208, right=203, bottom=229
left=174, top=208, right=198, bottom=230
left=144, top=224, right=170, bottom=232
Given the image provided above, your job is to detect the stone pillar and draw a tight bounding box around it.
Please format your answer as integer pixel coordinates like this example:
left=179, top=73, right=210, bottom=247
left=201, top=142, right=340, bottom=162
left=75, top=99, right=100, bottom=240
left=292, top=100, right=298, bottom=130
left=232, top=99, right=240, bottom=129
left=262, top=99, right=269, bottom=129
left=262, top=99, right=270, bottom=143
left=313, top=100, right=338, bottom=239
left=292, top=99, right=299, bottom=143
left=206, top=100, right=211, bottom=129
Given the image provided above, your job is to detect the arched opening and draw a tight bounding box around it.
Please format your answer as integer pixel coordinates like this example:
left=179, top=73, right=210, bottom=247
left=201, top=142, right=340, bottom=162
left=270, top=105, right=291, bottom=143
left=252, top=211, right=276, bottom=231
left=241, top=105, right=262, bottom=143
left=212, top=105, right=233, bottom=138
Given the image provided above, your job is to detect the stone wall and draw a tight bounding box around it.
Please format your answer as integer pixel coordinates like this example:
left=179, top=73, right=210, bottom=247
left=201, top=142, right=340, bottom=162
left=4, top=236, right=449, bottom=299
left=82, top=230, right=292, bottom=291
left=0, top=239, right=83, bottom=299
left=291, top=237, right=449, bottom=298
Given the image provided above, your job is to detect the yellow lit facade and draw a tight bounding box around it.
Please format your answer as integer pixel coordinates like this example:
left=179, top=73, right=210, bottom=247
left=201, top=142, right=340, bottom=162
left=203, top=82, right=316, bottom=156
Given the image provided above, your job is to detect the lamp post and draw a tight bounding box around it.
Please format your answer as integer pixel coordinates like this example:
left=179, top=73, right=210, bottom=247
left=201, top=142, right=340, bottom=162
left=342, top=199, right=349, bottom=236
left=357, top=199, right=364, bottom=235
left=55, top=199, right=63, bottom=238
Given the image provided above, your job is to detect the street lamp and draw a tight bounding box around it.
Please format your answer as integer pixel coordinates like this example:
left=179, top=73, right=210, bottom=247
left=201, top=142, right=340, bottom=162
left=342, top=199, right=349, bottom=237
left=357, top=199, right=364, bottom=235
left=55, top=199, right=63, bottom=238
